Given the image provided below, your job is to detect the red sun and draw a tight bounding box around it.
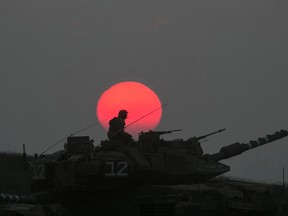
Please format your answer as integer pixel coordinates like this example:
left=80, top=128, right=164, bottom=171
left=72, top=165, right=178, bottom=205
left=96, top=81, right=162, bottom=137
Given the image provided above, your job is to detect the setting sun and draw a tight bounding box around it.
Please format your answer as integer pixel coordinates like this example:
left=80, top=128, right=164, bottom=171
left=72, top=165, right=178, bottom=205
left=96, top=81, right=162, bottom=137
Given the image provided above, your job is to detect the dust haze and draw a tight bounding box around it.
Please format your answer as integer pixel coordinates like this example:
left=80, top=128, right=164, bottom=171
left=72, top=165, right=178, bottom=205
left=1, top=0, right=288, bottom=183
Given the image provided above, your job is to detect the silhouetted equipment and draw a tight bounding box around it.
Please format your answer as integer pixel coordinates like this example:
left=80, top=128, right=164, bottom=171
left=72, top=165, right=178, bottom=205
left=29, top=129, right=288, bottom=193
left=209, top=130, right=288, bottom=161
left=2, top=128, right=288, bottom=216
left=193, top=128, right=225, bottom=141
left=141, top=129, right=182, bottom=135
left=138, top=129, right=182, bottom=141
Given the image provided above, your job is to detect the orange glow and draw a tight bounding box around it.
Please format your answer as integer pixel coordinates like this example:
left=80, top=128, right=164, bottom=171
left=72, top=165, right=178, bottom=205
left=96, top=82, right=162, bottom=137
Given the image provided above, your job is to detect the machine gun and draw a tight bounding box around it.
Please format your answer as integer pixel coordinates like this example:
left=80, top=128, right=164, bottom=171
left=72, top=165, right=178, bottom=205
left=189, top=128, right=225, bottom=143
left=144, top=129, right=182, bottom=135
left=138, top=129, right=182, bottom=143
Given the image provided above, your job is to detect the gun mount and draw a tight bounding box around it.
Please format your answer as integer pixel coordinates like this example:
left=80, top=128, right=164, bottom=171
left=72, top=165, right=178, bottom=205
left=138, top=129, right=181, bottom=145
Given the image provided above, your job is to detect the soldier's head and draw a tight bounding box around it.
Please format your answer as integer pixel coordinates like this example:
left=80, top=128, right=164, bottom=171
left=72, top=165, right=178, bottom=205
left=118, top=110, right=128, bottom=119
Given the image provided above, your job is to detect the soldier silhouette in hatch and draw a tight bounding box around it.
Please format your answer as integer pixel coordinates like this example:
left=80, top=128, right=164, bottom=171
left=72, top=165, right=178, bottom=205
left=108, top=110, right=132, bottom=141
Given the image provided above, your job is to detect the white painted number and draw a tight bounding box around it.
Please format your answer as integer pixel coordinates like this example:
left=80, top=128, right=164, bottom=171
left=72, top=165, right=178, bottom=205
left=105, top=161, right=128, bottom=177
left=30, top=164, right=46, bottom=180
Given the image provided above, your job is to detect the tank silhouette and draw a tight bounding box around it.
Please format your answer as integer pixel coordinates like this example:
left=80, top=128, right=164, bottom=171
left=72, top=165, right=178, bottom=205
left=29, top=129, right=288, bottom=192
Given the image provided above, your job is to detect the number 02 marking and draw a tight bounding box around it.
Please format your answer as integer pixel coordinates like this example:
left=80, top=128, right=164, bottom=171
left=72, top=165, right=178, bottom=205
left=105, top=161, right=128, bottom=177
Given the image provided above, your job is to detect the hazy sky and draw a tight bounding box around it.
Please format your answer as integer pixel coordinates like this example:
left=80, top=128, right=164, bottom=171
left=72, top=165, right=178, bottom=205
left=1, top=0, right=288, bottom=182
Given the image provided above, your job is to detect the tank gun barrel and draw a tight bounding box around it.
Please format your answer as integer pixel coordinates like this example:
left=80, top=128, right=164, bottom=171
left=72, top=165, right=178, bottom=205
left=209, top=130, right=288, bottom=161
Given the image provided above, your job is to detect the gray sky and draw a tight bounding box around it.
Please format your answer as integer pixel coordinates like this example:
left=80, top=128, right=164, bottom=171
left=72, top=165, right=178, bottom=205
left=1, top=0, right=288, bottom=183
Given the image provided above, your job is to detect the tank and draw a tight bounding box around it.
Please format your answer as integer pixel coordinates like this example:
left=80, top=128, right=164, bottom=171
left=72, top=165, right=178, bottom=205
left=5, top=128, right=283, bottom=215
left=29, top=129, right=288, bottom=192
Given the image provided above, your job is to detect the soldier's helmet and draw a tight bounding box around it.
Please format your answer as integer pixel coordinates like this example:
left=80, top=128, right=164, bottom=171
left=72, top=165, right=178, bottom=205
left=118, top=110, right=128, bottom=119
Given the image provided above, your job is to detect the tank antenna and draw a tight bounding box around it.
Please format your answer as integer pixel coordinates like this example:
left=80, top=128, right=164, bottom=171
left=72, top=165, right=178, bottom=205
left=125, top=102, right=169, bottom=129
left=40, top=118, right=109, bottom=156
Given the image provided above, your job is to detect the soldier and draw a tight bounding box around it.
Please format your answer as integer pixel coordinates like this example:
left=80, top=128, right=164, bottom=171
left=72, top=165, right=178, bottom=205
left=108, top=110, right=132, bottom=141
